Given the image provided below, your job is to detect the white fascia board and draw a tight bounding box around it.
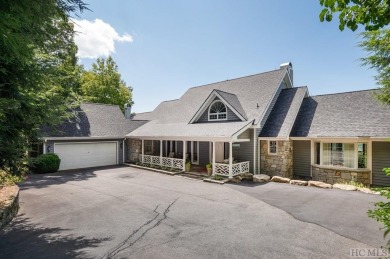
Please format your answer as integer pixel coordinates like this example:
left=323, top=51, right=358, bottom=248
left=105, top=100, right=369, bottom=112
left=213, top=91, right=246, bottom=121
left=43, top=136, right=125, bottom=141
left=126, top=136, right=232, bottom=142
left=285, top=87, right=308, bottom=137
left=189, top=90, right=246, bottom=123
left=256, top=70, right=287, bottom=128
left=258, top=137, right=289, bottom=141
left=232, top=120, right=254, bottom=140
left=189, top=92, right=217, bottom=123
left=290, top=136, right=376, bottom=142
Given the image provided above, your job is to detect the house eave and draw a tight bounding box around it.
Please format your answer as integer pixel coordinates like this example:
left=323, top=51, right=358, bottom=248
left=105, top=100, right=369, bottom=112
left=43, top=136, right=125, bottom=141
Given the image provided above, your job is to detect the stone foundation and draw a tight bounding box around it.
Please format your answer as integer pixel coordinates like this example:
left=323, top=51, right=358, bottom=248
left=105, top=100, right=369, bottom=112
left=0, top=185, right=19, bottom=229
left=260, top=140, right=293, bottom=178
left=312, top=165, right=370, bottom=186
left=127, top=139, right=142, bottom=163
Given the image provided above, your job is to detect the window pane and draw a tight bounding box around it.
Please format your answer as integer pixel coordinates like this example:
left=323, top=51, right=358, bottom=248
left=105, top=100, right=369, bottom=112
left=315, top=142, right=320, bottom=164
left=322, top=143, right=355, bottom=168
left=358, top=143, right=367, bottom=168
left=269, top=141, right=277, bottom=154
left=218, top=113, right=227, bottom=119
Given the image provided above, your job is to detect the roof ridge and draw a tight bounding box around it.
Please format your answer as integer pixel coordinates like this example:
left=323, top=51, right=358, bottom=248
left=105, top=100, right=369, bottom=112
left=311, top=88, right=378, bottom=97
left=187, top=68, right=284, bottom=91
left=82, top=102, right=120, bottom=107
left=214, top=89, right=236, bottom=95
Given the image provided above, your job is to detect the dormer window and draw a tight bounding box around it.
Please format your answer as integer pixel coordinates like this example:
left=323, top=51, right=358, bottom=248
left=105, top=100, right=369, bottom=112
left=208, top=100, right=227, bottom=121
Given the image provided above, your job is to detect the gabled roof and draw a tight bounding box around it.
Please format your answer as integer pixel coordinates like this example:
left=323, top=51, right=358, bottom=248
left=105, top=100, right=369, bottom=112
left=189, top=89, right=247, bottom=123
left=290, top=89, right=390, bottom=138
left=260, top=86, right=308, bottom=138
left=128, top=68, right=288, bottom=139
left=42, top=103, right=147, bottom=138
left=214, top=90, right=247, bottom=120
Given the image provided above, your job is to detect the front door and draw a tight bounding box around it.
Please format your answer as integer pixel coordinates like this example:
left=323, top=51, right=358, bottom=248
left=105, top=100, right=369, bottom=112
left=215, top=142, right=224, bottom=163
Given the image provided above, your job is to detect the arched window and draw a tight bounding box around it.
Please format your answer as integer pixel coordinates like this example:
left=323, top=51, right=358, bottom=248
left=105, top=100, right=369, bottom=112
left=208, top=100, right=227, bottom=121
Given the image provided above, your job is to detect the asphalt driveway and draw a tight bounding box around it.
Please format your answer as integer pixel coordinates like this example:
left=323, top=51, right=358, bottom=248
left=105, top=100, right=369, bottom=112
left=0, top=166, right=386, bottom=259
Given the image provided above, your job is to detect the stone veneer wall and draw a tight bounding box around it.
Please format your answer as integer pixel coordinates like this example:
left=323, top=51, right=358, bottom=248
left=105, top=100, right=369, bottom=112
left=127, top=139, right=142, bottom=163
left=0, top=185, right=19, bottom=229
left=312, top=165, right=370, bottom=186
left=260, top=140, right=293, bottom=178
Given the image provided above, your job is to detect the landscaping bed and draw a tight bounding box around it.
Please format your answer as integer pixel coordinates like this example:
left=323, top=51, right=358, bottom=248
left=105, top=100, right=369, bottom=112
left=0, top=185, right=19, bottom=228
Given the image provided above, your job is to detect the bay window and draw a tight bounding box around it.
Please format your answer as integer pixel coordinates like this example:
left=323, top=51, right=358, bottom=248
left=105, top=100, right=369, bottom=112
left=315, top=142, right=367, bottom=169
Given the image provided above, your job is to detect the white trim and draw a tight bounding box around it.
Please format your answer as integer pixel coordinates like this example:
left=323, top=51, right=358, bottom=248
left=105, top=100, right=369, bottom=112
left=53, top=141, right=119, bottom=166
left=44, top=136, right=125, bottom=141
left=285, top=87, right=308, bottom=136
left=233, top=139, right=250, bottom=142
left=212, top=141, right=216, bottom=175
left=128, top=136, right=233, bottom=142
left=122, top=139, right=125, bottom=163
left=43, top=142, right=47, bottom=154
left=268, top=140, right=277, bottom=155
left=208, top=100, right=228, bottom=121
left=191, top=141, right=200, bottom=165
left=253, top=129, right=256, bottom=174
left=232, top=120, right=254, bottom=140
left=189, top=90, right=246, bottom=123
left=257, top=139, right=261, bottom=175
left=256, top=69, right=288, bottom=128
left=368, top=140, right=372, bottom=184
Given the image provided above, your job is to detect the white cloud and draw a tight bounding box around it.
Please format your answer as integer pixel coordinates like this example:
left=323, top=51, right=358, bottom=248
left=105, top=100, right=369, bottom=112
left=72, top=19, right=133, bottom=59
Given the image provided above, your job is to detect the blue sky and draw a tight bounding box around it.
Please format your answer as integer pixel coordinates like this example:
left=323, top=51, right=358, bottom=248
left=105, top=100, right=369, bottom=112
left=73, top=0, right=376, bottom=113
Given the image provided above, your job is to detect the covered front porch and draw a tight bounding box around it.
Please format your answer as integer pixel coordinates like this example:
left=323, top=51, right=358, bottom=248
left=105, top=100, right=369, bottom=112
left=132, top=139, right=250, bottom=178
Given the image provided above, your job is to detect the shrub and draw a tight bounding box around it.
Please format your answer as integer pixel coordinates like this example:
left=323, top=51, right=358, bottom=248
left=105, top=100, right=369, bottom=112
left=30, top=153, right=61, bottom=174
left=0, top=170, right=25, bottom=186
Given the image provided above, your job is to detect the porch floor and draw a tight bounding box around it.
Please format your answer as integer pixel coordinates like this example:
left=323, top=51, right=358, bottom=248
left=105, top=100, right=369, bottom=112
left=188, top=165, right=210, bottom=177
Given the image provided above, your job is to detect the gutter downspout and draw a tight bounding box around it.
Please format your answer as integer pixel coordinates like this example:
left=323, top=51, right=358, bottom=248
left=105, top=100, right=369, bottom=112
left=122, top=138, right=126, bottom=164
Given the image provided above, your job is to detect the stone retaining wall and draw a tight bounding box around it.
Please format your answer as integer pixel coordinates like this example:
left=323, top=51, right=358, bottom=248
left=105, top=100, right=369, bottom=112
left=312, top=165, right=370, bottom=186
left=0, top=185, right=19, bottom=228
left=260, top=140, right=293, bottom=178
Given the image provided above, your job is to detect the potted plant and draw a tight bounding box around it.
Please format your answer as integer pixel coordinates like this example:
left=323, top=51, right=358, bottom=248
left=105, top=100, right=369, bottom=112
left=206, top=163, right=212, bottom=176
left=185, top=160, right=191, bottom=172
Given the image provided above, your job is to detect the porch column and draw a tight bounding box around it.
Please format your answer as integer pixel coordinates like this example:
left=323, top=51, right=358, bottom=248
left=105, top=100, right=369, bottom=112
left=229, top=141, right=233, bottom=178
left=183, top=140, right=187, bottom=171
left=141, top=139, right=144, bottom=163
left=160, top=140, right=163, bottom=166
left=212, top=141, right=216, bottom=175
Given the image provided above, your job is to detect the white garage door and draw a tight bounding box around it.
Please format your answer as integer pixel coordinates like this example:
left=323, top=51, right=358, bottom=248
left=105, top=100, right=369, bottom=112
left=55, top=142, right=118, bottom=170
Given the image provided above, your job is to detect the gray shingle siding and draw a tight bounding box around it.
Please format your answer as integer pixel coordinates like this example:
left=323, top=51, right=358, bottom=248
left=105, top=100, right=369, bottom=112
left=199, top=141, right=210, bottom=166
left=372, top=142, right=390, bottom=186
left=293, top=140, right=311, bottom=178
left=197, top=97, right=241, bottom=122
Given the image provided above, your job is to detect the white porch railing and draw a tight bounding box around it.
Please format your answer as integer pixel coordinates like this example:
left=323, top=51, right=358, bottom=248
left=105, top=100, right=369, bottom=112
left=142, top=155, right=184, bottom=170
left=214, top=161, right=250, bottom=177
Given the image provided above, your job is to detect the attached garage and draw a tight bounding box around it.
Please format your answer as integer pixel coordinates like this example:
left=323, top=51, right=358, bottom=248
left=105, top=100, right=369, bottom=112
left=54, top=142, right=118, bottom=171
left=372, top=142, right=390, bottom=187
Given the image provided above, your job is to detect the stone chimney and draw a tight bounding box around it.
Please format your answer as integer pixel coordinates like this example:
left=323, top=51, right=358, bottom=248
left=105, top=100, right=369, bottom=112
left=124, top=103, right=132, bottom=119
left=280, top=62, right=293, bottom=86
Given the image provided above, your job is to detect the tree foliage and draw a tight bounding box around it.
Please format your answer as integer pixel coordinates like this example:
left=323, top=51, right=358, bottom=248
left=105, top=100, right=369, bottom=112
left=359, top=28, right=390, bottom=104
left=81, top=56, right=133, bottom=110
left=319, top=0, right=390, bottom=31
left=0, top=0, right=87, bottom=177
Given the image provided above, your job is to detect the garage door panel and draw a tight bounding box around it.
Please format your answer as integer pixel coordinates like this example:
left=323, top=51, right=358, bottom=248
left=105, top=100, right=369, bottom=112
left=55, top=142, right=117, bottom=170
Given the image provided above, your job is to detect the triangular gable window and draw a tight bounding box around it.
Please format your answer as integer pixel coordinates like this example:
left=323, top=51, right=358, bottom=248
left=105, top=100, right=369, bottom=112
left=209, top=100, right=227, bottom=121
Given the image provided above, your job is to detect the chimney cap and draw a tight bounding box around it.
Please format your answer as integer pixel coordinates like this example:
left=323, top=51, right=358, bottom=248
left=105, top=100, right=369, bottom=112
left=280, top=62, right=292, bottom=69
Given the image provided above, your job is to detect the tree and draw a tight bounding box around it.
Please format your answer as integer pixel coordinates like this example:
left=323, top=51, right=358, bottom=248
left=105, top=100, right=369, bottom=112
left=81, top=56, right=133, bottom=111
left=359, top=29, right=390, bottom=104
left=0, top=0, right=87, bottom=179
left=319, top=0, right=390, bottom=31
